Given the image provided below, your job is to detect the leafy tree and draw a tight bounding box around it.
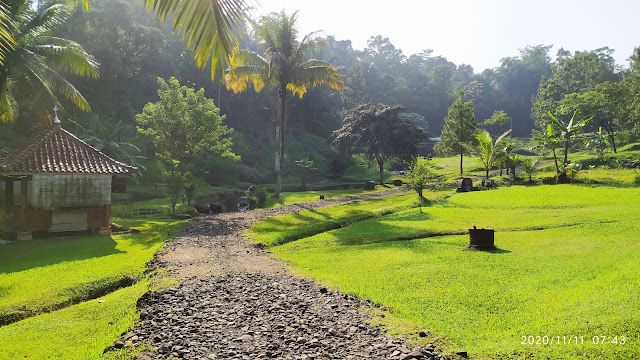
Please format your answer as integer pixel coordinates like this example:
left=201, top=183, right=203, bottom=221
left=333, top=103, right=426, bottom=185
left=293, top=156, right=317, bottom=190
left=547, top=110, right=593, bottom=180
left=533, top=48, right=618, bottom=128
left=225, top=11, right=343, bottom=196
left=476, top=129, right=511, bottom=179
left=136, top=77, right=236, bottom=215
left=436, top=92, right=477, bottom=175
left=623, top=48, right=640, bottom=138
left=482, top=110, right=511, bottom=128
left=557, top=82, right=628, bottom=153
left=407, top=157, right=437, bottom=211
left=493, top=45, right=552, bottom=136
left=0, top=0, right=99, bottom=122
left=585, top=127, right=609, bottom=160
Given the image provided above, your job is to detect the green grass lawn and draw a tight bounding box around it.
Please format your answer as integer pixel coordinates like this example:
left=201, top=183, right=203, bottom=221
left=0, top=280, right=150, bottom=360
left=248, top=191, right=453, bottom=246
left=264, top=186, right=389, bottom=208
left=0, top=219, right=181, bottom=325
left=256, top=185, right=640, bottom=359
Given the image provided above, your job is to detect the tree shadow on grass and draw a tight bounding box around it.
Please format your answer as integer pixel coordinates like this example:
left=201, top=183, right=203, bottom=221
left=0, top=235, right=124, bottom=274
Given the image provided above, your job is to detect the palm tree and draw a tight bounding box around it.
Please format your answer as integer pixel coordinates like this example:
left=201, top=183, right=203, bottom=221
left=142, top=0, right=252, bottom=79
left=0, top=0, right=98, bottom=122
left=69, top=116, right=146, bottom=171
left=225, top=11, right=343, bottom=196
left=476, top=129, right=511, bottom=179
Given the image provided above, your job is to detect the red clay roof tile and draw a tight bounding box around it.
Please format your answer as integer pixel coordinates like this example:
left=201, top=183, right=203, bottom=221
left=0, top=126, right=136, bottom=175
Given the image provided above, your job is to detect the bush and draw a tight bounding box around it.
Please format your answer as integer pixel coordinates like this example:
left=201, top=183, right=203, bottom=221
left=248, top=186, right=268, bottom=209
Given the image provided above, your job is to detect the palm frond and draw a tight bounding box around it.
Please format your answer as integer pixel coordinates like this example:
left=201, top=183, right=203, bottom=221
left=0, top=80, right=17, bottom=123
left=144, top=0, right=252, bottom=79
left=26, top=58, right=91, bottom=112
left=34, top=37, right=99, bottom=78
left=288, top=59, right=343, bottom=98
left=225, top=49, right=269, bottom=93
left=0, top=3, right=15, bottom=66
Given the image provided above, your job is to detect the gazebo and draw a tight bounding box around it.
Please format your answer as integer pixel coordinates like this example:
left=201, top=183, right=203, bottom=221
left=0, top=123, right=136, bottom=240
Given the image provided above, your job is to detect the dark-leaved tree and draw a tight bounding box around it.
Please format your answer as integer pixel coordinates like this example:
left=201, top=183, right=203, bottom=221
left=435, top=92, right=477, bottom=175
left=333, top=103, right=426, bottom=185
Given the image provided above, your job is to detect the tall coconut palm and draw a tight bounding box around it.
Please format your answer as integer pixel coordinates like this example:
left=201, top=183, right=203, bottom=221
left=0, top=0, right=98, bottom=122
left=225, top=11, right=343, bottom=196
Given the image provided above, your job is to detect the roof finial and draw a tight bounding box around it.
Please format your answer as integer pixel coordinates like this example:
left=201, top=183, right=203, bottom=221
left=53, top=105, right=61, bottom=125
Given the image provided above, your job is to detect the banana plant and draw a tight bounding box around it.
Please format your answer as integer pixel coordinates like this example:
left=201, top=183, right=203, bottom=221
left=547, top=110, right=593, bottom=168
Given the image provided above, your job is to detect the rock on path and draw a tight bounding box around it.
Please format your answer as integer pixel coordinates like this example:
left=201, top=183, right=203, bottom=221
left=113, top=189, right=445, bottom=359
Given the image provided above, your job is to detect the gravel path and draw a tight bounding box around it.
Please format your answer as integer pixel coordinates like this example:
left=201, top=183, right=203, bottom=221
left=114, top=189, right=448, bottom=360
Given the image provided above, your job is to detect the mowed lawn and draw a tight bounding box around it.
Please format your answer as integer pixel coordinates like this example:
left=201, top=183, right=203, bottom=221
left=0, top=219, right=181, bottom=324
left=264, top=186, right=388, bottom=208
left=258, top=185, right=640, bottom=359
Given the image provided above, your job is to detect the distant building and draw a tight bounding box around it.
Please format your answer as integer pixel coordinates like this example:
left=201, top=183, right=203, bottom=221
left=0, top=124, right=136, bottom=240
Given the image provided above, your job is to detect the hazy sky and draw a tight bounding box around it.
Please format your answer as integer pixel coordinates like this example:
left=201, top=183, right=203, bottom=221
left=256, top=0, right=640, bottom=71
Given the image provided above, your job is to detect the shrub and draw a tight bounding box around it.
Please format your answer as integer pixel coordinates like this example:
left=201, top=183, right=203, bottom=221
left=248, top=186, right=268, bottom=209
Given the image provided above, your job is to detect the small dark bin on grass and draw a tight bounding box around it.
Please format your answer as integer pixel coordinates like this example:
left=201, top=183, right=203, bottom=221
left=319, top=195, right=325, bottom=200
left=469, top=226, right=495, bottom=249
left=392, top=179, right=403, bottom=186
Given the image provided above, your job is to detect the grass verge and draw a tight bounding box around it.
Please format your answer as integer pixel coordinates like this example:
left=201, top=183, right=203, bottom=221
left=262, top=185, right=640, bottom=359
left=0, top=219, right=181, bottom=325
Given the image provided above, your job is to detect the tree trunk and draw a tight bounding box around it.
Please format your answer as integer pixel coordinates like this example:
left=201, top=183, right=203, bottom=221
left=485, top=168, right=489, bottom=180
left=378, top=158, right=385, bottom=186
left=459, top=149, right=463, bottom=176
left=275, top=84, right=287, bottom=197
left=563, top=138, right=570, bottom=167
left=606, top=127, right=617, bottom=153
left=551, top=147, right=560, bottom=174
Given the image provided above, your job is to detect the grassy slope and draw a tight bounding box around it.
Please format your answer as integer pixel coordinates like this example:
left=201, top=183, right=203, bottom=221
left=0, top=280, right=149, bottom=360
left=265, top=185, right=640, bottom=359
left=264, top=186, right=388, bottom=208
left=248, top=192, right=452, bottom=247
left=0, top=219, right=181, bottom=324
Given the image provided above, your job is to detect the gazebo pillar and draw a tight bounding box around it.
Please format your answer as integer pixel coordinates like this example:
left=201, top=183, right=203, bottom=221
left=16, top=177, right=31, bottom=240
left=4, top=179, right=14, bottom=210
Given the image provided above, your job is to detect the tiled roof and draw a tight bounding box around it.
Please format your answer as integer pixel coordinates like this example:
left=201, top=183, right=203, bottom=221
left=0, top=125, right=137, bottom=175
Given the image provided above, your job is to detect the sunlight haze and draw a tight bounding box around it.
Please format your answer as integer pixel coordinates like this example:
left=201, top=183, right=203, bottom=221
left=258, top=0, right=640, bottom=70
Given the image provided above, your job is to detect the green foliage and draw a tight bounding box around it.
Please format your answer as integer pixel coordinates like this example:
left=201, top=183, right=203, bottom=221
left=143, top=0, right=251, bottom=80
left=333, top=103, right=426, bottom=185
left=547, top=110, right=593, bottom=172
left=247, top=186, right=268, bottom=209
left=69, top=116, right=146, bottom=171
left=533, top=48, right=618, bottom=128
left=137, top=77, right=236, bottom=211
left=522, top=158, right=538, bottom=182
left=407, top=158, right=437, bottom=208
left=475, top=129, right=511, bottom=179
left=0, top=0, right=99, bottom=122
left=225, top=10, right=343, bottom=196
left=137, top=77, right=236, bottom=169
left=436, top=92, right=476, bottom=175
left=482, top=110, right=510, bottom=127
